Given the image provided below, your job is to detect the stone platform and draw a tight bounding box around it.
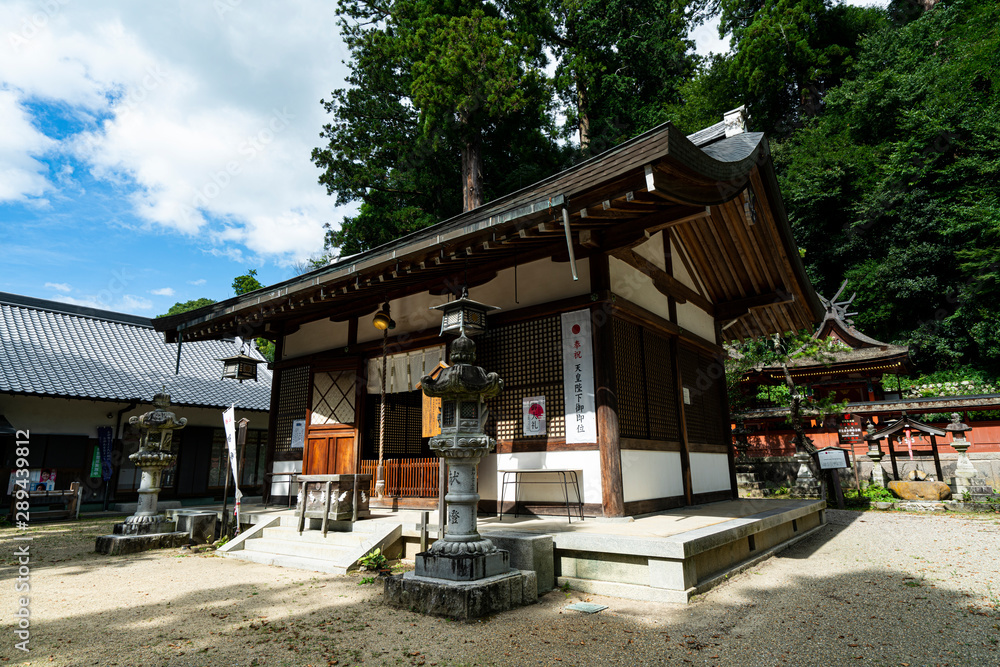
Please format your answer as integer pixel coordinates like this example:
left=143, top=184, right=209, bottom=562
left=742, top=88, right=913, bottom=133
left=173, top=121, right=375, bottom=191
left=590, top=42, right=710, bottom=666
left=96, top=531, right=189, bottom=555
left=384, top=569, right=537, bottom=620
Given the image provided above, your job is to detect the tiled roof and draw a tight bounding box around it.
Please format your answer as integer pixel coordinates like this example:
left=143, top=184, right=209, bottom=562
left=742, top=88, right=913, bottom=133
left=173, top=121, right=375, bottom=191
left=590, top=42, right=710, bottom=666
left=0, top=293, right=271, bottom=411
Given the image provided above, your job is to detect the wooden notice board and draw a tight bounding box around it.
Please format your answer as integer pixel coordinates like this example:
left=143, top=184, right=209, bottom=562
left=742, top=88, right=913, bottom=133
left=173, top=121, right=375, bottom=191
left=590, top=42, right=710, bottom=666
left=422, top=395, right=442, bottom=438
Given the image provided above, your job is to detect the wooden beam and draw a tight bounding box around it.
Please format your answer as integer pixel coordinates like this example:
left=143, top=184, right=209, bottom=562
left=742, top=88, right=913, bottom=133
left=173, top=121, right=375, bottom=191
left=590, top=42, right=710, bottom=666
left=671, top=338, right=694, bottom=506
left=611, top=248, right=715, bottom=315
left=643, top=207, right=710, bottom=237
left=715, top=291, right=794, bottom=321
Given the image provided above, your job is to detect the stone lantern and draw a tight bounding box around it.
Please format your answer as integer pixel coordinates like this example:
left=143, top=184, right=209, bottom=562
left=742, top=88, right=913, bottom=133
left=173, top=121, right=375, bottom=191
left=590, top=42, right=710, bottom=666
left=945, top=413, right=976, bottom=496
left=123, top=389, right=187, bottom=533
left=865, top=420, right=888, bottom=487
left=416, top=333, right=506, bottom=579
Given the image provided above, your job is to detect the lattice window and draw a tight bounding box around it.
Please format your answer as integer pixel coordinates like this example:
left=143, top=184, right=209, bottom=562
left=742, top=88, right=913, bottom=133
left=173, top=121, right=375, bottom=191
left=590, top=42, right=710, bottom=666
left=680, top=347, right=727, bottom=445
left=613, top=318, right=648, bottom=439
left=363, top=390, right=425, bottom=458
left=311, top=371, right=356, bottom=425
left=645, top=331, right=679, bottom=441
left=275, top=366, right=309, bottom=453
left=477, top=316, right=565, bottom=441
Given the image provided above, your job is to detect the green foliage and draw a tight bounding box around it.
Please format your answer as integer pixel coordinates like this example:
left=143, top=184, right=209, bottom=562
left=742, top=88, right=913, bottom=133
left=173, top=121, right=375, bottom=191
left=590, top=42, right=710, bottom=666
left=775, top=0, right=1000, bottom=377
left=158, top=298, right=216, bottom=318
left=358, top=547, right=389, bottom=571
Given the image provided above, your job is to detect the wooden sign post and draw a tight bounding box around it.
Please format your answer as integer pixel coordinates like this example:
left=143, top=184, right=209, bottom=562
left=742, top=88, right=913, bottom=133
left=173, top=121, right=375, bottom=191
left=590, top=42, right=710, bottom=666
left=815, top=446, right=849, bottom=510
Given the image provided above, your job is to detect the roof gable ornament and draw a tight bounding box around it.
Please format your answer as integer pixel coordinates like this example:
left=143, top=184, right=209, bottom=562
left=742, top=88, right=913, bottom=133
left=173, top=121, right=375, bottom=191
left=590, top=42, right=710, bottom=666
left=724, top=106, right=747, bottom=137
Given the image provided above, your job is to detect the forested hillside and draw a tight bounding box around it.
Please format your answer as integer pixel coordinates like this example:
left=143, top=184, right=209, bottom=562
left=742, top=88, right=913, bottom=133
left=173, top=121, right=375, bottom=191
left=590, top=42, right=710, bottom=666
left=312, top=0, right=999, bottom=380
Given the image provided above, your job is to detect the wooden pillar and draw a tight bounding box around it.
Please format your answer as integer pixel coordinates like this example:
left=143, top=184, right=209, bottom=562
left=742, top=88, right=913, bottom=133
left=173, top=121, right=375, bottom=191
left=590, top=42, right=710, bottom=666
left=887, top=435, right=900, bottom=481
left=590, top=255, right=624, bottom=517
left=671, top=339, right=694, bottom=506
left=930, top=435, right=944, bottom=482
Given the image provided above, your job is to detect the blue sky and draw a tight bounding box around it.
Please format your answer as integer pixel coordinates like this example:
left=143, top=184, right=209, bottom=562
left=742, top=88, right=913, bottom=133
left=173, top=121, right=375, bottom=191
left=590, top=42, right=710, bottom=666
left=0, top=2, right=743, bottom=317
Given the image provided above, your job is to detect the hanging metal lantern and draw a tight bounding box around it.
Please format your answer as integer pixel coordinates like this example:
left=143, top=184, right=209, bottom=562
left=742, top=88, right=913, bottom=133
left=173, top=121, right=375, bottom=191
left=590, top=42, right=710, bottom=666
left=217, top=343, right=261, bottom=382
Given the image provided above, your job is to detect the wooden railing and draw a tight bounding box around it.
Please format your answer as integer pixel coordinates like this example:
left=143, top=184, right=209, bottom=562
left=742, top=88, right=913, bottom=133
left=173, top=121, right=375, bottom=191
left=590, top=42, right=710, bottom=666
left=359, top=458, right=440, bottom=498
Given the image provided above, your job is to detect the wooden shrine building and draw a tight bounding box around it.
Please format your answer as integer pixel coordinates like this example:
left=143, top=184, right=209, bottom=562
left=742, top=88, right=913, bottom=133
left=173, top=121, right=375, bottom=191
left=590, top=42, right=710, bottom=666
left=155, top=110, right=822, bottom=518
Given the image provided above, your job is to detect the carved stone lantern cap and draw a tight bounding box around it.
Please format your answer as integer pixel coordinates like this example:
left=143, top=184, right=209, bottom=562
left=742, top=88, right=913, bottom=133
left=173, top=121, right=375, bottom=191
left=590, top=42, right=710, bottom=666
left=945, top=412, right=971, bottom=435
left=419, top=333, right=503, bottom=400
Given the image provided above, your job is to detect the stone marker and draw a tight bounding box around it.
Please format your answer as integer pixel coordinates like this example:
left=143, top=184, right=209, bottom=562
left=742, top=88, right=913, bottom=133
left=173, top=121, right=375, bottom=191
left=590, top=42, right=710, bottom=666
left=887, top=480, right=952, bottom=501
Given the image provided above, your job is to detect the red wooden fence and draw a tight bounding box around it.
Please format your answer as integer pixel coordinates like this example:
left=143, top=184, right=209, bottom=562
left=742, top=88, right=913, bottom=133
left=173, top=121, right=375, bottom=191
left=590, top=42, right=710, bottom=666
left=359, top=458, right=440, bottom=498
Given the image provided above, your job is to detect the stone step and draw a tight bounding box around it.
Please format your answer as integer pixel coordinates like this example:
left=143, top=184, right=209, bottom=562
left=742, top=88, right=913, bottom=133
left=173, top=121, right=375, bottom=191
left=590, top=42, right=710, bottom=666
left=260, top=525, right=370, bottom=546
left=226, top=549, right=352, bottom=575
left=243, top=537, right=351, bottom=561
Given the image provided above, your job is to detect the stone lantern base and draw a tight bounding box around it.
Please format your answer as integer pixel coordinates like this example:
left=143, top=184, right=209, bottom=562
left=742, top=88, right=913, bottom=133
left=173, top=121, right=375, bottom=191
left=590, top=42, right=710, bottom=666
left=384, top=569, right=537, bottom=621
left=415, top=549, right=510, bottom=581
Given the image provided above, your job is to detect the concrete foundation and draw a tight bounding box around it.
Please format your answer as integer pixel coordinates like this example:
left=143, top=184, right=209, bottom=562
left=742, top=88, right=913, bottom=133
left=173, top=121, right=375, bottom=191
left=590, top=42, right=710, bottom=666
left=486, top=532, right=554, bottom=595
left=384, top=569, right=537, bottom=620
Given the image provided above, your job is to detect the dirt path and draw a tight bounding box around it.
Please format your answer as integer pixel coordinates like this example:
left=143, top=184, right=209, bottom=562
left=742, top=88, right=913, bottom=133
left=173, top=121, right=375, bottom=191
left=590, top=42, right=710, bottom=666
left=1, top=510, right=998, bottom=666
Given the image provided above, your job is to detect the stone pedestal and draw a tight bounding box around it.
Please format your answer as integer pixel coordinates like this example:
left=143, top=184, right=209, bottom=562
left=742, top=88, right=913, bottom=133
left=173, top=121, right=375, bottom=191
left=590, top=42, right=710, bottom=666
left=791, top=452, right=821, bottom=497
left=415, top=550, right=510, bottom=581
left=384, top=569, right=537, bottom=621
left=950, top=436, right=978, bottom=496
left=175, top=511, right=217, bottom=544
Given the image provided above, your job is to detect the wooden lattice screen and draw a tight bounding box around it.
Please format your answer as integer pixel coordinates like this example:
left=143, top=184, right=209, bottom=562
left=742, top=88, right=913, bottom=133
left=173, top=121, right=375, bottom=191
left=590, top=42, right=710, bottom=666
left=363, top=390, right=425, bottom=458
left=477, top=315, right=565, bottom=441
left=679, top=347, right=728, bottom=445
left=274, top=366, right=309, bottom=453
left=613, top=319, right=680, bottom=441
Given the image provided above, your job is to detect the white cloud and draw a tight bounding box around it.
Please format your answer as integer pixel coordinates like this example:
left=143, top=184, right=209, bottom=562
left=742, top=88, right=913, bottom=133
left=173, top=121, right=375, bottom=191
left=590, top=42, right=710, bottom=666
left=44, top=282, right=72, bottom=293
left=0, top=1, right=355, bottom=263
left=0, top=89, right=55, bottom=202
left=121, top=294, right=153, bottom=311
left=150, top=287, right=175, bottom=296
left=188, top=278, right=206, bottom=285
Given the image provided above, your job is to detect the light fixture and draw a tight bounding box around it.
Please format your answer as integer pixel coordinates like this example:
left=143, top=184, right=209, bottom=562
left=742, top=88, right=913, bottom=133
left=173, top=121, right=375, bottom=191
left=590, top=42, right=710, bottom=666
left=429, top=286, right=498, bottom=337
left=217, top=342, right=261, bottom=382
left=372, top=302, right=395, bottom=330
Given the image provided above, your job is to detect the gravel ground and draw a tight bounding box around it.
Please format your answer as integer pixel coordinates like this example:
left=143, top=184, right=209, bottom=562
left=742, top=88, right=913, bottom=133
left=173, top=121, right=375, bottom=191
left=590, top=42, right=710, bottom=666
left=1, top=510, right=999, bottom=667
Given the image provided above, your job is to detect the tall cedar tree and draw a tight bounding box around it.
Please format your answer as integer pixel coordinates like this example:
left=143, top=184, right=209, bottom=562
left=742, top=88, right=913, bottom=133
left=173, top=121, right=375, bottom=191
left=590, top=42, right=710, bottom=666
left=545, top=0, right=699, bottom=152
left=312, top=0, right=564, bottom=255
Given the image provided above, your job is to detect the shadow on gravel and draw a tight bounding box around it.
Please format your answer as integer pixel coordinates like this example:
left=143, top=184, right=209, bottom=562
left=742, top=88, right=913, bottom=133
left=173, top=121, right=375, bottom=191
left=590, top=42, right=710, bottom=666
left=3, top=514, right=999, bottom=667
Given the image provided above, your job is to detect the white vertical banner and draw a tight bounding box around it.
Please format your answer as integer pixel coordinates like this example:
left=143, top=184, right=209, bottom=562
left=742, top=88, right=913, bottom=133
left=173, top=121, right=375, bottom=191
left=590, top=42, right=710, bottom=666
left=222, top=404, right=242, bottom=509
left=561, top=310, right=597, bottom=444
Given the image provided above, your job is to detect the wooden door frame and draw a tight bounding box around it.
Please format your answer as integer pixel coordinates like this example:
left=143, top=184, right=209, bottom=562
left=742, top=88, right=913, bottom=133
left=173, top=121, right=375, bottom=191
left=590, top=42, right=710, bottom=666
left=305, top=358, right=362, bottom=474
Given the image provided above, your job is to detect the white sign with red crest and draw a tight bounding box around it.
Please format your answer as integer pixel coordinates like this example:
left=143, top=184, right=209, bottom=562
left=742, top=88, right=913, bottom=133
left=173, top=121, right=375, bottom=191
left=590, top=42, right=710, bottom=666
left=561, top=310, right=597, bottom=444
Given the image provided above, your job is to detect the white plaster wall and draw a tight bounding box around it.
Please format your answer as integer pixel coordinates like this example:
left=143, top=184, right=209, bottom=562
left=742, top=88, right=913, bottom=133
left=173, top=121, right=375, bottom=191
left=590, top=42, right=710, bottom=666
left=283, top=318, right=350, bottom=359
left=0, top=394, right=262, bottom=437
left=357, top=290, right=451, bottom=345
left=669, top=237, right=699, bottom=292
left=633, top=231, right=667, bottom=272
left=470, top=256, right=591, bottom=312
left=621, top=450, right=684, bottom=502
left=676, top=302, right=717, bottom=343
left=482, top=450, right=603, bottom=504
left=609, top=256, right=671, bottom=321
left=690, top=452, right=732, bottom=494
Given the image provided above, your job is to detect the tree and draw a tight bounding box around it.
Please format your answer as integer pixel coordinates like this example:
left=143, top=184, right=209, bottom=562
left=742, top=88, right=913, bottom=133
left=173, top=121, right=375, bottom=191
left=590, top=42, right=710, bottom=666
left=312, top=0, right=564, bottom=255
left=715, top=0, right=884, bottom=135
left=775, top=0, right=1000, bottom=376
left=157, top=298, right=216, bottom=318
left=545, top=0, right=700, bottom=152
left=232, top=270, right=275, bottom=362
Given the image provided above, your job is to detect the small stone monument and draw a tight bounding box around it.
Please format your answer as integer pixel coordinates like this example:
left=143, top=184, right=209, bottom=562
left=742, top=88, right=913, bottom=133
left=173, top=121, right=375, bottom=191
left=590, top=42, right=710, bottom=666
left=96, top=390, right=190, bottom=555
left=791, top=437, right=821, bottom=497
left=385, top=331, right=537, bottom=619
left=865, top=421, right=888, bottom=487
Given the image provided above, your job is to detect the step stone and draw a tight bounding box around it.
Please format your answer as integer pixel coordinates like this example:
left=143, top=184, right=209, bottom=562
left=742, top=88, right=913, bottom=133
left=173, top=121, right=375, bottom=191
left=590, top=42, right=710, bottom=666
left=227, top=549, right=350, bottom=575
left=243, top=537, right=350, bottom=561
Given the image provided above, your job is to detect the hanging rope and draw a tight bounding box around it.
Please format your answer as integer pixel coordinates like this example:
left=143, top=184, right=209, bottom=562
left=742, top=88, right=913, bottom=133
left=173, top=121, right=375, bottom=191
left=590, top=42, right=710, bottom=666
left=377, top=323, right=388, bottom=497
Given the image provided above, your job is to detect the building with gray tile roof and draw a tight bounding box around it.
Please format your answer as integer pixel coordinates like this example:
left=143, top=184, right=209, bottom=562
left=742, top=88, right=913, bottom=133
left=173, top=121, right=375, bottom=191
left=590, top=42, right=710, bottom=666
left=0, top=292, right=271, bottom=411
